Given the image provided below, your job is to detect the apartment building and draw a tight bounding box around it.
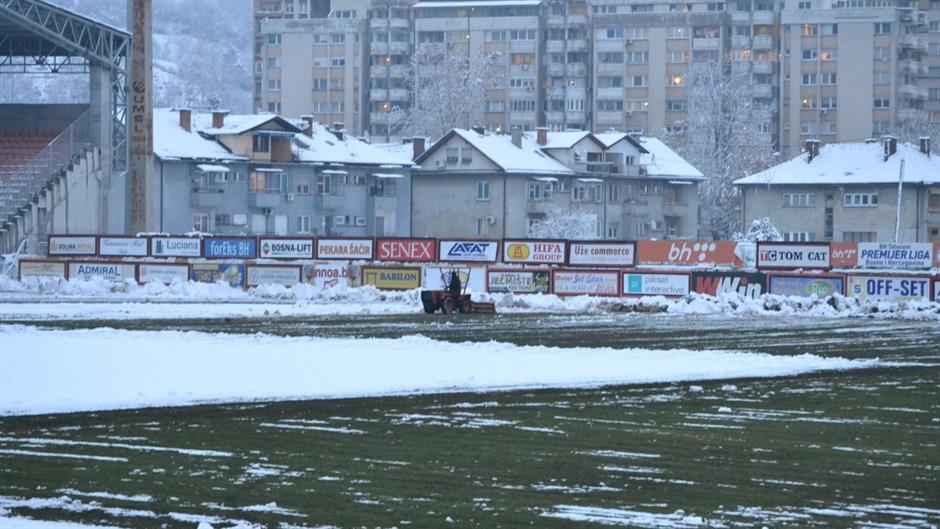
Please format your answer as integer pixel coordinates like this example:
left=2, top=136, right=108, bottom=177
left=153, top=108, right=413, bottom=237
left=410, top=127, right=702, bottom=239
left=735, top=137, right=940, bottom=243
left=778, top=0, right=931, bottom=156
left=367, top=0, right=415, bottom=141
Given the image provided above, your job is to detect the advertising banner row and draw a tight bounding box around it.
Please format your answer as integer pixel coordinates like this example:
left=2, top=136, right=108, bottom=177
left=47, top=235, right=940, bottom=271
left=19, top=259, right=940, bottom=303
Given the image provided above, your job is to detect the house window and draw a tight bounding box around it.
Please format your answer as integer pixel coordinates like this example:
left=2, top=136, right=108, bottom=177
left=316, top=174, right=332, bottom=195
left=193, top=213, right=209, bottom=233
left=266, top=34, right=281, bottom=45
left=267, top=79, right=281, bottom=91
left=785, top=231, right=813, bottom=242
left=297, top=215, right=311, bottom=233
left=331, top=33, right=345, bottom=44
left=446, top=148, right=459, bottom=164
left=250, top=171, right=285, bottom=193
left=607, top=222, right=620, bottom=239
left=608, top=184, right=621, bottom=203
left=253, top=135, right=270, bottom=152
left=783, top=193, right=816, bottom=207
left=874, top=98, right=890, bottom=109
left=461, top=149, right=472, bottom=165
left=475, top=218, right=489, bottom=237
left=297, top=182, right=310, bottom=195
left=476, top=180, right=490, bottom=201
left=843, top=231, right=876, bottom=242
left=874, top=22, right=891, bottom=35
left=844, top=192, right=878, bottom=207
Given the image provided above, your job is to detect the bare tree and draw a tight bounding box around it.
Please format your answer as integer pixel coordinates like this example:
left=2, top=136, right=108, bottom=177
left=405, top=43, right=500, bottom=141
left=665, top=56, right=775, bottom=240
left=893, top=109, right=940, bottom=147
left=528, top=207, right=600, bottom=240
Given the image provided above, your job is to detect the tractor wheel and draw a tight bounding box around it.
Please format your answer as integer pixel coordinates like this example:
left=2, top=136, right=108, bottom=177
left=442, top=296, right=457, bottom=314
left=459, top=298, right=471, bottom=313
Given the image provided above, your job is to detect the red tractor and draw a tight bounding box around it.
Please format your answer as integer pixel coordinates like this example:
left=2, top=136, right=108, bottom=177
left=420, top=269, right=496, bottom=314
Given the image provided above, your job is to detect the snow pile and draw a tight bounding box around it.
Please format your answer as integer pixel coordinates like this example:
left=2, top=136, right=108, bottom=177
left=0, top=325, right=885, bottom=416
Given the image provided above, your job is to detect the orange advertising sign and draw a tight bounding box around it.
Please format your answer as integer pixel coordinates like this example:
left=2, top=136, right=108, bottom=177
left=637, top=241, right=742, bottom=267
left=830, top=242, right=859, bottom=268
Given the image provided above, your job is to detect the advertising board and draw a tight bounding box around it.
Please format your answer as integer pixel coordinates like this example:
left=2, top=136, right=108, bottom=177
left=18, top=260, right=67, bottom=280
left=847, top=274, right=930, bottom=302
left=47, top=235, right=96, bottom=256
left=502, top=240, right=566, bottom=264
left=317, top=238, right=374, bottom=260
left=67, top=262, right=136, bottom=282
left=98, top=236, right=148, bottom=257
left=638, top=240, right=742, bottom=267
left=376, top=238, right=437, bottom=263
left=258, top=238, right=315, bottom=259
left=246, top=265, right=301, bottom=287
left=150, top=237, right=201, bottom=257
left=567, top=241, right=636, bottom=267
left=691, top=271, right=767, bottom=299
left=857, top=242, right=932, bottom=270
left=301, top=262, right=354, bottom=288
left=934, top=243, right=940, bottom=268
left=137, top=263, right=189, bottom=284
left=552, top=269, right=620, bottom=296
left=767, top=274, right=844, bottom=297
left=204, top=237, right=257, bottom=259
left=622, top=271, right=690, bottom=297
left=438, top=240, right=499, bottom=262
left=756, top=242, right=830, bottom=270
left=830, top=242, right=859, bottom=268
left=486, top=268, right=551, bottom=294
left=934, top=277, right=940, bottom=302
left=360, top=266, right=421, bottom=290
left=190, top=262, right=245, bottom=288
left=422, top=266, right=486, bottom=292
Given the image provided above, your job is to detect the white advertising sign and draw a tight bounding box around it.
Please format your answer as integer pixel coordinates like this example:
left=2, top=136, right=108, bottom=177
left=422, top=266, right=486, bottom=293
left=934, top=279, right=940, bottom=302
left=68, top=262, right=136, bottom=282
left=438, top=240, right=499, bottom=262
left=138, top=264, right=189, bottom=284
left=568, top=242, right=635, bottom=267
left=19, top=260, right=67, bottom=279
left=857, top=243, right=932, bottom=270
left=553, top=270, right=619, bottom=296
left=486, top=269, right=551, bottom=294
left=258, top=238, right=315, bottom=259
left=316, top=239, right=374, bottom=260
left=48, top=235, right=96, bottom=256
left=757, top=243, right=830, bottom=270
left=99, top=237, right=149, bottom=257
left=502, top=240, right=566, bottom=264
left=847, top=275, right=931, bottom=302
left=151, top=237, right=201, bottom=257
left=247, top=265, right=301, bottom=287
left=301, top=262, right=354, bottom=288
left=622, top=272, right=690, bottom=297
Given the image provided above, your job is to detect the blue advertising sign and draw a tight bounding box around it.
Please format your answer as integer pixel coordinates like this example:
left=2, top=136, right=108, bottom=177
left=191, top=263, right=245, bottom=288
left=768, top=274, right=844, bottom=297
left=203, top=237, right=257, bottom=259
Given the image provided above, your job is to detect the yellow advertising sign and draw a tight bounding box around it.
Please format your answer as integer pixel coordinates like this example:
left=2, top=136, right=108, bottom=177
left=361, top=266, right=421, bottom=290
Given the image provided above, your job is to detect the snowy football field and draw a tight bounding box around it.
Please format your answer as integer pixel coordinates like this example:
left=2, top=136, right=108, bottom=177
left=0, top=308, right=938, bottom=528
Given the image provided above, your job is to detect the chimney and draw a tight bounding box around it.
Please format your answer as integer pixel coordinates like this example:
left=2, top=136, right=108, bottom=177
left=178, top=108, right=192, bottom=132
left=919, top=136, right=931, bottom=157
left=511, top=127, right=522, bottom=149
left=536, top=127, right=548, bottom=146
left=331, top=122, right=345, bottom=141
left=211, top=110, right=229, bottom=129
left=804, top=139, right=820, bottom=162
left=412, top=136, right=426, bottom=160
left=301, top=115, right=315, bottom=137
left=471, top=126, right=486, bottom=135
left=883, top=135, right=897, bottom=160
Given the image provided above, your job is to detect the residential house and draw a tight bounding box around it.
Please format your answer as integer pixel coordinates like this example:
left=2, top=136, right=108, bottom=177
left=153, top=108, right=413, bottom=236
left=410, top=127, right=702, bottom=239
left=734, top=137, right=940, bottom=244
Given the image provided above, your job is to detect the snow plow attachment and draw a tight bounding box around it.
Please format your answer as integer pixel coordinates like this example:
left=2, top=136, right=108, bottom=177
left=420, top=291, right=496, bottom=315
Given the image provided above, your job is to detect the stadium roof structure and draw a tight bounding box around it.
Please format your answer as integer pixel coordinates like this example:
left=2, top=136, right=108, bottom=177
left=0, top=0, right=131, bottom=175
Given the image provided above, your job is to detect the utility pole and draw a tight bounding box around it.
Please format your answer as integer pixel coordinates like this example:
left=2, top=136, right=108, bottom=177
left=895, top=159, right=904, bottom=243
left=127, top=0, right=154, bottom=234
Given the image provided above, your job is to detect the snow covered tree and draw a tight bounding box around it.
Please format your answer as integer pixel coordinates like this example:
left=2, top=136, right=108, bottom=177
left=528, top=207, right=600, bottom=240
left=664, top=55, right=775, bottom=240
left=893, top=109, right=940, bottom=148
left=738, top=217, right=783, bottom=242
left=406, top=43, right=501, bottom=141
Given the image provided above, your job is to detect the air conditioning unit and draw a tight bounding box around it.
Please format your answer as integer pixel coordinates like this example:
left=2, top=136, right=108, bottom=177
left=485, top=215, right=496, bottom=225
left=625, top=111, right=633, bottom=117
left=648, top=219, right=660, bottom=230
left=624, top=39, right=633, bottom=46
left=355, top=216, right=367, bottom=226
left=334, top=215, right=346, bottom=226
left=521, top=64, right=530, bottom=70
left=526, top=86, right=533, bottom=92
left=286, top=192, right=295, bottom=201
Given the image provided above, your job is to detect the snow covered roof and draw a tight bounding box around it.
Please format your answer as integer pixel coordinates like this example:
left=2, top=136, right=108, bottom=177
left=421, top=129, right=574, bottom=175
left=153, top=109, right=246, bottom=162
left=637, top=137, right=704, bottom=180
left=415, top=0, right=542, bottom=7
left=594, top=132, right=648, bottom=153
left=197, top=113, right=300, bottom=135
left=292, top=122, right=414, bottom=167
left=735, top=141, right=940, bottom=186
left=539, top=131, right=596, bottom=150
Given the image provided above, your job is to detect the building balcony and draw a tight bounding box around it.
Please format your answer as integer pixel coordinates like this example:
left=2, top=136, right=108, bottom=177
left=544, top=111, right=564, bottom=123
left=389, top=88, right=409, bottom=101
left=191, top=188, right=224, bottom=208
left=566, top=40, right=587, bottom=53
left=899, top=59, right=926, bottom=76
left=509, top=40, right=536, bottom=54
left=927, top=211, right=940, bottom=225
left=546, top=40, right=565, bottom=54
left=526, top=199, right=555, bottom=215
left=752, top=10, right=776, bottom=25
left=692, top=37, right=720, bottom=51
left=753, top=83, right=774, bottom=98
left=596, top=87, right=622, bottom=100
left=370, top=89, right=388, bottom=101
left=545, top=86, right=564, bottom=99
left=899, top=84, right=928, bottom=100
left=901, top=35, right=928, bottom=53
left=595, top=39, right=626, bottom=53
left=595, top=111, right=623, bottom=125
left=390, top=18, right=410, bottom=30
left=595, top=63, right=621, bottom=76
left=731, top=35, right=750, bottom=48
left=752, top=35, right=774, bottom=50
left=566, top=63, right=587, bottom=77
left=565, top=111, right=586, bottom=124
left=752, top=60, right=774, bottom=75
left=897, top=108, right=928, bottom=121
left=545, top=63, right=565, bottom=77
left=730, top=11, right=750, bottom=24
left=249, top=192, right=282, bottom=209
left=662, top=201, right=690, bottom=217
